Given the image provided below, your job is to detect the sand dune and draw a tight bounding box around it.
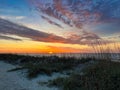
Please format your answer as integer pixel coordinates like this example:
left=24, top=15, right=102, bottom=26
left=0, top=61, right=58, bottom=90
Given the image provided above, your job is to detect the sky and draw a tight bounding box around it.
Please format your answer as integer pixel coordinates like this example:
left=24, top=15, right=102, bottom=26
left=0, top=0, right=120, bottom=53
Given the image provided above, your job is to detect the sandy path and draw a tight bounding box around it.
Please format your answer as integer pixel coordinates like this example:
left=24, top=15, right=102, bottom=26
left=0, top=61, right=58, bottom=90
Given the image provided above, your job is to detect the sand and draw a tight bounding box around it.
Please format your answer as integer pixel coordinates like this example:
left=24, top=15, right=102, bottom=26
left=0, top=61, right=58, bottom=90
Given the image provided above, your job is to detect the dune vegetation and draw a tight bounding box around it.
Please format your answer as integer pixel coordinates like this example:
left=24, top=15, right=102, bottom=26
left=0, top=53, right=120, bottom=90
left=49, top=60, right=120, bottom=90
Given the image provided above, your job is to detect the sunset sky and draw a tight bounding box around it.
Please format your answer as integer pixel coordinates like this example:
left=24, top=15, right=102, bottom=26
left=0, top=0, right=120, bottom=53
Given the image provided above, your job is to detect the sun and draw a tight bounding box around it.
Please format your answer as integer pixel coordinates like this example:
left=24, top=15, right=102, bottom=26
left=49, top=51, right=53, bottom=54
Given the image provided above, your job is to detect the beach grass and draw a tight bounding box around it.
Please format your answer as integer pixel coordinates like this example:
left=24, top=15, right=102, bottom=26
left=1, top=54, right=120, bottom=90
left=49, top=60, right=120, bottom=90
left=1, top=54, right=91, bottom=79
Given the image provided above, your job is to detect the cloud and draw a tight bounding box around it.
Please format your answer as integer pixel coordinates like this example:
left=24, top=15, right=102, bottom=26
left=0, top=18, right=107, bottom=45
left=0, top=18, right=66, bottom=43
left=0, top=34, right=22, bottom=41
left=15, top=16, right=25, bottom=20
left=28, top=0, right=120, bottom=43
left=106, top=34, right=120, bottom=41
left=29, top=0, right=73, bottom=27
left=29, top=0, right=120, bottom=29
left=41, top=15, right=63, bottom=28
left=0, top=15, right=26, bottom=20
left=67, top=31, right=102, bottom=45
left=89, top=22, right=120, bottom=36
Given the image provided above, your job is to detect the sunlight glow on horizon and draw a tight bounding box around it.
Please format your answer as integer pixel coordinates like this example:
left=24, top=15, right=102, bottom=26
left=0, top=39, right=120, bottom=54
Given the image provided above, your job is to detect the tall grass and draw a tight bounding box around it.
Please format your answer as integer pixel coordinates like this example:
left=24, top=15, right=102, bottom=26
left=1, top=54, right=91, bottom=79
left=49, top=60, right=120, bottom=90
left=90, top=40, right=120, bottom=60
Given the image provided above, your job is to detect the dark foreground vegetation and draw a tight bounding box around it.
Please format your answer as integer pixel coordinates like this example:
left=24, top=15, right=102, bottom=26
left=0, top=54, right=120, bottom=90
left=0, top=54, right=91, bottom=78
left=49, top=60, right=120, bottom=90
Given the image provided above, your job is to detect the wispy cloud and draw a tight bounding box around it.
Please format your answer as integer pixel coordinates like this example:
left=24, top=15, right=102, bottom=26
left=0, top=15, right=26, bottom=20
left=0, top=9, right=19, bottom=13
left=0, top=18, right=67, bottom=43
left=29, top=0, right=120, bottom=29
left=0, top=18, right=104, bottom=45
left=41, top=15, right=63, bottom=28
left=0, top=34, right=22, bottom=41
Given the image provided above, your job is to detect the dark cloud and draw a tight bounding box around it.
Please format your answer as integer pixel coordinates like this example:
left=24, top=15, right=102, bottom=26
left=41, top=15, right=63, bottom=28
left=0, top=18, right=103, bottom=45
left=0, top=18, right=66, bottom=43
left=0, top=34, right=22, bottom=41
